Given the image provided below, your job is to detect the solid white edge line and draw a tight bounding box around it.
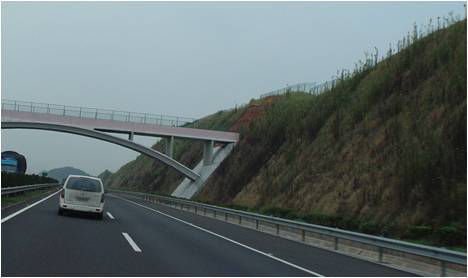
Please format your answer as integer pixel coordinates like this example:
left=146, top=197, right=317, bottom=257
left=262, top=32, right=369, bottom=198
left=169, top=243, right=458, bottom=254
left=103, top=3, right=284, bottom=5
left=1, top=190, right=61, bottom=224
left=111, top=194, right=323, bottom=277
left=106, top=212, right=115, bottom=219
left=122, top=232, right=142, bottom=252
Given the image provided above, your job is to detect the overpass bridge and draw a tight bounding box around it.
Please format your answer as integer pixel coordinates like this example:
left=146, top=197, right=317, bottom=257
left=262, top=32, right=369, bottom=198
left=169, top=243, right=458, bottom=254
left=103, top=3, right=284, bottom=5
left=1, top=99, right=239, bottom=181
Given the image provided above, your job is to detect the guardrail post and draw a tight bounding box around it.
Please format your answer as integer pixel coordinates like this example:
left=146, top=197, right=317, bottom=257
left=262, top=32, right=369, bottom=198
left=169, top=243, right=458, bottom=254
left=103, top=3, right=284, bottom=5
left=378, top=247, right=383, bottom=263
left=239, top=215, right=242, bottom=225
left=256, top=219, right=259, bottom=229
left=47, top=104, right=50, bottom=113
left=195, top=206, right=197, bottom=214
left=441, top=261, right=447, bottom=277
left=79, top=107, right=82, bottom=118
left=95, top=109, right=98, bottom=119
left=276, top=224, right=280, bottom=235
left=14, top=100, right=17, bottom=111
left=334, top=237, right=339, bottom=250
left=225, top=213, right=228, bottom=221
left=214, top=210, right=217, bottom=218
left=302, top=229, right=306, bottom=241
left=204, top=208, right=206, bottom=215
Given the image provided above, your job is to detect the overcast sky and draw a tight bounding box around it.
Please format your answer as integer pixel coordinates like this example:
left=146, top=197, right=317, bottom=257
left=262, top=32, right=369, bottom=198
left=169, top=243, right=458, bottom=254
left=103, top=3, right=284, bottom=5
left=1, top=1, right=464, bottom=176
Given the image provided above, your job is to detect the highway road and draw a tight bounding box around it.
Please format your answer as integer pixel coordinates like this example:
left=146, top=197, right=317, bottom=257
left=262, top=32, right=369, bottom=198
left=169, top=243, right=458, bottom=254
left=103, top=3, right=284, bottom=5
left=2, top=191, right=415, bottom=276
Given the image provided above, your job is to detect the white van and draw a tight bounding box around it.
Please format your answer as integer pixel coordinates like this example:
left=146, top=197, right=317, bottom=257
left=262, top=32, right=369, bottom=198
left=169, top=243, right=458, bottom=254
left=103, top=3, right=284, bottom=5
left=58, top=175, right=105, bottom=219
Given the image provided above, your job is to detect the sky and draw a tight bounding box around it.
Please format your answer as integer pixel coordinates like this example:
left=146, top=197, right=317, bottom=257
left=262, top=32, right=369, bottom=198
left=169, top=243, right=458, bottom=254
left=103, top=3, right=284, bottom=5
left=1, top=1, right=465, bottom=176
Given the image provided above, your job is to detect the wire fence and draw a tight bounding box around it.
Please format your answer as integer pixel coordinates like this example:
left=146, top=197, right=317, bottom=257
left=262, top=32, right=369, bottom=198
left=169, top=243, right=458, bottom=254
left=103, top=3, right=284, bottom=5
left=260, top=12, right=466, bottom=100
left=260, top=80, right=338, bottom=98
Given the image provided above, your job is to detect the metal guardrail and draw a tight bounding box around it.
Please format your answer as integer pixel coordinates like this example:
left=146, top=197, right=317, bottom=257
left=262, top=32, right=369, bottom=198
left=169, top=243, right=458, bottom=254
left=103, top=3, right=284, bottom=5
left=1, top=99, right=198, bottom=128
left=108, top=189, right=466, bottom=276
left=1, top=183, right=61, bottom=196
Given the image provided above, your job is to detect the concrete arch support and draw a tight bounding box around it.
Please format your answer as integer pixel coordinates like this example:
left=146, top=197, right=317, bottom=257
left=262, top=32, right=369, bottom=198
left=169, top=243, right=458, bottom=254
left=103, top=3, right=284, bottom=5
left=1, top=121, right=200, bottom=181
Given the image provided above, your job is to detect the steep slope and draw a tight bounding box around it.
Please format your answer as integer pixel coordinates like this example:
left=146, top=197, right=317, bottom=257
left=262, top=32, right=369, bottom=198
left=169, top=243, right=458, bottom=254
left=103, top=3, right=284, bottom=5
left=196, top=21, right=466, bottom=246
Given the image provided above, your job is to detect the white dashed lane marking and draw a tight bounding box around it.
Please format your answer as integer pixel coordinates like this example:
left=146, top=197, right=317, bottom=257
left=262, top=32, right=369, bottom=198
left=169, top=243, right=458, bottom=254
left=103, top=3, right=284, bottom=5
left=122, top=232, right=142, bottom=252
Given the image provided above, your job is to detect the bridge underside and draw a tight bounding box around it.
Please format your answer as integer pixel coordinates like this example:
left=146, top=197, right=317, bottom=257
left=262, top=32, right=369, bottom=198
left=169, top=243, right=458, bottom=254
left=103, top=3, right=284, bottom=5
left=1, top=121, right=200, bottom=181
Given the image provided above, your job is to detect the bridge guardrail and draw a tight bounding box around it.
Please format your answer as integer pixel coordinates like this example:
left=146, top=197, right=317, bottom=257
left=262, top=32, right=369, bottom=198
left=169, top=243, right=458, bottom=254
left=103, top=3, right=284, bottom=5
left=108, top=188, right=466, bottom=276
left=1, top=183, right=61, bottom=196
left=1, top=99, right=198, bottom=128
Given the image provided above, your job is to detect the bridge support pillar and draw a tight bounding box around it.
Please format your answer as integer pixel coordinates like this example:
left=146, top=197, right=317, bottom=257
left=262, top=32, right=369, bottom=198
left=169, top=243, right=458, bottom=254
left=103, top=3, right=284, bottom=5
left=128, top=132, right=134, bottom=141
left=203, top=140, right=214, bottom=166
left=165, top=136, right=174, bottom=158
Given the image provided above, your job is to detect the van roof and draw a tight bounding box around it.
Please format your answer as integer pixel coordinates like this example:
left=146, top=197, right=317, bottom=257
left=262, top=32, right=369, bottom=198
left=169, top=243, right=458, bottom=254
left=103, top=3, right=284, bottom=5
left=66, top=175, right=101, bottom=181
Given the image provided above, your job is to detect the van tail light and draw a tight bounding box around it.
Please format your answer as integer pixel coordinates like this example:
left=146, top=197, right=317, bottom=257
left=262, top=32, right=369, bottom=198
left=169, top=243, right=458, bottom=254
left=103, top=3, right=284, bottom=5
left=60, top=191, right=64, bottom=198
left=101, top=194, right=105, bottom=203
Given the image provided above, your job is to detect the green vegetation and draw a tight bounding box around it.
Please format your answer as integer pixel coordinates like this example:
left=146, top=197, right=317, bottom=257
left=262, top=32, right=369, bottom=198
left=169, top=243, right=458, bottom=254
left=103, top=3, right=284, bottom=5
left=197, top=19, right=466, bottom=248
left=2, top=172, right=58, bottom=187
left=106, top=18, right=466, bottom=249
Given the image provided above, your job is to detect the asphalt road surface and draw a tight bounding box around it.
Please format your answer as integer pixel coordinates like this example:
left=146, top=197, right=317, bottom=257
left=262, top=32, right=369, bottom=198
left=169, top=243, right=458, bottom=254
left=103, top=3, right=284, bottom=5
left=2, top=191, right=415, bottom=276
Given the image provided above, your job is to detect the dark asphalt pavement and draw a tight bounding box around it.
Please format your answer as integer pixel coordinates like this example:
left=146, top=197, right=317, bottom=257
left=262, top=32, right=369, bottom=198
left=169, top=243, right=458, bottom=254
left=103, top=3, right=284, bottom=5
left=1, top=191, right=415, bottom=276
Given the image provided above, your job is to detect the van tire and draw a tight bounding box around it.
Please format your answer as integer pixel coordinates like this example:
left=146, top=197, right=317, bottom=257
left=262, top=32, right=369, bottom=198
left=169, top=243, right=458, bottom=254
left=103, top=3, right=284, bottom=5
left=58, top=208, right=64, bottom=215
left=97, top=212, right=103, bottom=220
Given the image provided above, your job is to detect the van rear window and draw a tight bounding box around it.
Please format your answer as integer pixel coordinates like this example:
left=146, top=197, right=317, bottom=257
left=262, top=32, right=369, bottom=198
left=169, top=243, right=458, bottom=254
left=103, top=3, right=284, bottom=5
left=66, top=177, right=102, bottom=192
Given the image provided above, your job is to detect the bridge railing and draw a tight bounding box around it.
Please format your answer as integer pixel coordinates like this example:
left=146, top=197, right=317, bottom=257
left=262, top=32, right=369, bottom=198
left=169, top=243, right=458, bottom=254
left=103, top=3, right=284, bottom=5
left=109, top=188, right=466, bottom=276
left=1, top=99, right=198, bottom=128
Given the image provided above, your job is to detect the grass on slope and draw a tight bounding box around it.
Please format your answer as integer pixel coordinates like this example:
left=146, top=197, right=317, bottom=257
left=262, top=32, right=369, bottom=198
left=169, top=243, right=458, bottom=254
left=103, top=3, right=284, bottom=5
left=197, top=20, right=466, bottom=248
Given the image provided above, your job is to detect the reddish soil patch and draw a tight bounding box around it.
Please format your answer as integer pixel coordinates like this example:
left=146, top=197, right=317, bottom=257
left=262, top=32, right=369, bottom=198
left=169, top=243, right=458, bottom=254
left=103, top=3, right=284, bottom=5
left=230, top=96, right=280, bottom=132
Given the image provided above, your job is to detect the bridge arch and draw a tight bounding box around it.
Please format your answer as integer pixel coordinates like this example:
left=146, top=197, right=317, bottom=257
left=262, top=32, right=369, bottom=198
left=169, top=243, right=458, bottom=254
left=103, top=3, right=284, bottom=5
left=1, top=121, right=200, bottom=181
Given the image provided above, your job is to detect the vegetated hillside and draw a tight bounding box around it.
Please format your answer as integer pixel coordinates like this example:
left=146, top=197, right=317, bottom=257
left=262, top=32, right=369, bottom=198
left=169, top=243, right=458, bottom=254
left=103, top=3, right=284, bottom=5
left=196, top=20, right=467, bottom=247
left=104, top=103, right=262, bottom=194
left=46, top=166, right=90, bottom=184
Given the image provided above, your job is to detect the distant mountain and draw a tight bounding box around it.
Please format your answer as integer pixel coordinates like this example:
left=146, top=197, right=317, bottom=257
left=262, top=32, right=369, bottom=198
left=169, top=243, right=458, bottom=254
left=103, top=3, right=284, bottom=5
left=46, top=167, right=90, bottom=183
left=98, top=169, right=113, bottom=186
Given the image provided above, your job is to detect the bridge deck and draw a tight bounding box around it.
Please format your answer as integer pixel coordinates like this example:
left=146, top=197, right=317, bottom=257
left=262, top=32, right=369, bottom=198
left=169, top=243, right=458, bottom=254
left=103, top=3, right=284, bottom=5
left=2, top=110, right=238, bottom=143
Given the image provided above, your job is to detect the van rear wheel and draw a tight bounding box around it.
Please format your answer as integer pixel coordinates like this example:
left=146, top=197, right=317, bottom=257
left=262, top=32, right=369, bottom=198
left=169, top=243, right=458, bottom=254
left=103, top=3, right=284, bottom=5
left=58, top=208, right=64, bottom=216
left=97, top=212, right=103, bottom=220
